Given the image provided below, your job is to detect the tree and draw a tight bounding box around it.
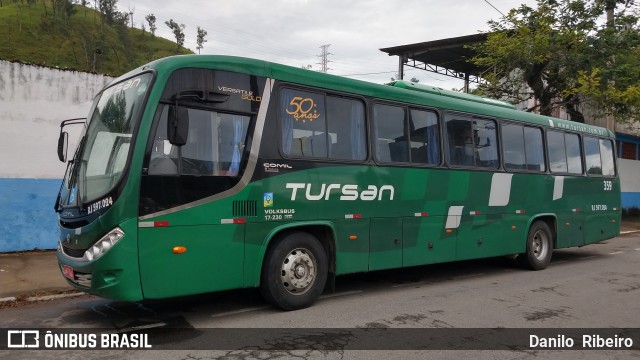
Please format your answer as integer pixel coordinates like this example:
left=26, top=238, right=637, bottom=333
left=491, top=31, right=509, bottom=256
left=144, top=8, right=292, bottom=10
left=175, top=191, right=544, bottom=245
left=99, top=0, right=118, bottom=24
left=145, top=13, right=156, bottom=37
left=165, top=19, right=185, bottom=50
left=471, top=0, right=640, bottom=123
left=196, top=26, right=207, bottom=54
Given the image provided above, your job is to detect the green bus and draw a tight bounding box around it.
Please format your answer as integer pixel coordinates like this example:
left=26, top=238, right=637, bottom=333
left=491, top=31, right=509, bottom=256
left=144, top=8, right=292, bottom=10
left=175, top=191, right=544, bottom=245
left=55, top=55, right=620, bottom=310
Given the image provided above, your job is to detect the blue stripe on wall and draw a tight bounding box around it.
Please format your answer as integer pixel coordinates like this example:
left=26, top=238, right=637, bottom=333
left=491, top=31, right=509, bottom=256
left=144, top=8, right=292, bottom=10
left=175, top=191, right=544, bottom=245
left=622, top=192, right=640, bottom=209
left=0, top=178, right=61, bottom=252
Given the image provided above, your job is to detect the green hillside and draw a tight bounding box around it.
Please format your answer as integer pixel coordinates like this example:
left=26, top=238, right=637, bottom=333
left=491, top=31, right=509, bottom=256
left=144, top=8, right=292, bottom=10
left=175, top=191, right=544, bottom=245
left=0, top=2, right=192, bottom=76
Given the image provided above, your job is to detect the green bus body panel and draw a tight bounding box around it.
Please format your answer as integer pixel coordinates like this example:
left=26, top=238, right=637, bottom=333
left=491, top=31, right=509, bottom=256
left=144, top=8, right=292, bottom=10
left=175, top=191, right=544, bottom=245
left=370, top=218, right=403, bottom=271
left=136, top=165, right=619, bottom=298
left=138, top=224, right=245, bottom=299
left=57, top=55, right=620, bottom=301
left=403, top=216, right=456, bottom=266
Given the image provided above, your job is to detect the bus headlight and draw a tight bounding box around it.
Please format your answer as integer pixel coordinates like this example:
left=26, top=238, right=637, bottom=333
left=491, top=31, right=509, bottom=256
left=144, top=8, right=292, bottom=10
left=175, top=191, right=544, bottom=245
left=84, top=228, right=124, bottom=261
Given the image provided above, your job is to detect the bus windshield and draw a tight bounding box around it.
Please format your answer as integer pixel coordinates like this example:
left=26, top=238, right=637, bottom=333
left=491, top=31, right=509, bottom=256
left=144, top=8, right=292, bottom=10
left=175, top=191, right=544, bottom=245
left=60, top=73, right=152, bottom=209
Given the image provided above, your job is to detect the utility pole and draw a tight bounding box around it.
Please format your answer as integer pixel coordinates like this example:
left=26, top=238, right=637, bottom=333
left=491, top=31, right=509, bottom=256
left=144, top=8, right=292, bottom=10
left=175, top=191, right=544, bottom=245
left=317, top=44, right=333, bottom=73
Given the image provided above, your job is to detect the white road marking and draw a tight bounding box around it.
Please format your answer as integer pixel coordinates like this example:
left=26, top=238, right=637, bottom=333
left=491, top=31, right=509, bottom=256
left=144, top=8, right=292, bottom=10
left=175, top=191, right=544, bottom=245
left=609, top=251, right=623, bottom=255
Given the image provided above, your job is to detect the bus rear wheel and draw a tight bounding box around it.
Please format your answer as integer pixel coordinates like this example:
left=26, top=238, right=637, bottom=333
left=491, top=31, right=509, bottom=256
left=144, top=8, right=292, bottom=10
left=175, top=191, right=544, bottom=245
left=260, top=231, right=328, bottom=310
left=518, top=221, right=553, bottom=270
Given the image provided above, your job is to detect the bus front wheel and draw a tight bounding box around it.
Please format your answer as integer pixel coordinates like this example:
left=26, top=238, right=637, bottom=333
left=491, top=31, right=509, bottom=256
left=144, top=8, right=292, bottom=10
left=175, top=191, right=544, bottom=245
left=260, top=231, right=328, bottom=310
left=518, top=221, right=553, bottom=270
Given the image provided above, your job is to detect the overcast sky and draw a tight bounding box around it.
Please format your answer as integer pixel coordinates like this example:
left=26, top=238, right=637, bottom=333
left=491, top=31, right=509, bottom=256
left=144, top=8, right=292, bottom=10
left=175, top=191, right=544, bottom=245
left=120, top=0, right=536, bottom=89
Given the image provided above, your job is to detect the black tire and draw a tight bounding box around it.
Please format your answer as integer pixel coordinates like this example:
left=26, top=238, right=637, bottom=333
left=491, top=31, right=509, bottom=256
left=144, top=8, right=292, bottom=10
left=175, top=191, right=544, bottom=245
left=518, top=221, right=553, bottom=270
left=260, top=231, right=328, bottom=310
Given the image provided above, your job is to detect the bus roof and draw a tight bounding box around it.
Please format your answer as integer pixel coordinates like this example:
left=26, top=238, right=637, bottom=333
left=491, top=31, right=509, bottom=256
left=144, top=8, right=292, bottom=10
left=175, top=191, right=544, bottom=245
left=120, top=55, right=613, bottom=138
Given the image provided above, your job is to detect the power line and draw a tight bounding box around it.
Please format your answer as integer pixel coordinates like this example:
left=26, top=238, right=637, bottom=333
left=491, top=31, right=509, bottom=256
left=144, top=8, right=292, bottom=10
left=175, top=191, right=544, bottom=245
left=483, top=0, right=506, bottom=17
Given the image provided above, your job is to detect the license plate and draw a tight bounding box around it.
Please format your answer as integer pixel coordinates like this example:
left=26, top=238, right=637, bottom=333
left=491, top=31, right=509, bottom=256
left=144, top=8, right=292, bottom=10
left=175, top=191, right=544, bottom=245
left=62, top=265, right=74, bottom=280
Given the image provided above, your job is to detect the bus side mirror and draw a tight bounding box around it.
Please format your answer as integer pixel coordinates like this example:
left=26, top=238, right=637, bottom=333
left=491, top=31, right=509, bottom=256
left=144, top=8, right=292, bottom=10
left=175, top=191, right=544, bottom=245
left=168, top=105, right=189, bottom=146
left=57, top=131, right=69, bottom=162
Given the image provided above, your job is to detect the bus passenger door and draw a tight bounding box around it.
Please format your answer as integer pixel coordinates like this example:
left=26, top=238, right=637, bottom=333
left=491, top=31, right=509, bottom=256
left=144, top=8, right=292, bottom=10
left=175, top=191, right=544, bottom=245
left=369, top=218, right=403, bottom=271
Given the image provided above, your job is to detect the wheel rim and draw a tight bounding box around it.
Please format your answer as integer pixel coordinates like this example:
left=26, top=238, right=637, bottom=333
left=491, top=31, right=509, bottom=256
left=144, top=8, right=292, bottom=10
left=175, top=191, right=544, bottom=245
left=281, top=248, right=317, bottom=295
left=532, top=229, right=550, bottom=261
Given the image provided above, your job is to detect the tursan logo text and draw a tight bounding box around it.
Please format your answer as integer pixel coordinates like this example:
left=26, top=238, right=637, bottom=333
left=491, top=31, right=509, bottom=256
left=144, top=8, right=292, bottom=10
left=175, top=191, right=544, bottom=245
left=286, top=183, right=394, bottom=201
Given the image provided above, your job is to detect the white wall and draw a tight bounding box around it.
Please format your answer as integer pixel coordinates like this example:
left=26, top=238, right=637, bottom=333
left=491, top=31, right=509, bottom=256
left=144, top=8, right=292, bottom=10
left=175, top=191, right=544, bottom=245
left=620, top=159, right=640, bottom=193
left=0, top=60, right=113, bottom=178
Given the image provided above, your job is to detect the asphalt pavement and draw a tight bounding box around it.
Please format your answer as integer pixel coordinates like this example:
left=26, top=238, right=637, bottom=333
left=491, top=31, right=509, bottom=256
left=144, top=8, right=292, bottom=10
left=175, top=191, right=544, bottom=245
left=1, top=219, right=639, bottom=305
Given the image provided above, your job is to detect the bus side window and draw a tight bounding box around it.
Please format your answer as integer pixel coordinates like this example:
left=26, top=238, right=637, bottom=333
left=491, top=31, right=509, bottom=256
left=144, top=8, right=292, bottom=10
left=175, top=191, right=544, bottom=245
left=280, top=89, right=327, bottom=159
left=584, top=136, right=615, bottom=176
left=326, top=96, right=366, bottom=161
left=446, top=118, right=474, bottom=166
left=373, top=104, right=408, bottom=163
left=409, top=109, right=440, bottom=165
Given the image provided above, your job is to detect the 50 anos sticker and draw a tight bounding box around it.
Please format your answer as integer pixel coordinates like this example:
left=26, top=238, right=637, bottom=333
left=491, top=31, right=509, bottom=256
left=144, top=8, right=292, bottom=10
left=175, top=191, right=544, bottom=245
left=87, top=197, right=113, bottom=214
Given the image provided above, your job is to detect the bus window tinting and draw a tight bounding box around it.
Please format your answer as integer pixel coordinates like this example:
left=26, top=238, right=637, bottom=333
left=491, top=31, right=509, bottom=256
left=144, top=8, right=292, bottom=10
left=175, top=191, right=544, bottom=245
left=503, top=124, right=545, bottom=172
left=548, top=131, right=582, bottom=174
left=446, top=117, right=498, bottom=168
left=373, top=104, right=408, bottom=162
left=565, top=133, right=582, bottom=174
left=280, top=89, right=366, bottom=160
left=373, top=105, right=440, bottom=165
left=326, top=97, right=366, bottom=161
left=281, top=89, right=327, bottom=158
left=502, top=123, right=526, bottom=170
left=584, top=136, right=616, bottom=176
left=409, top=109, right=440, bottom=165
left=600, top=139, right=615, bottom=176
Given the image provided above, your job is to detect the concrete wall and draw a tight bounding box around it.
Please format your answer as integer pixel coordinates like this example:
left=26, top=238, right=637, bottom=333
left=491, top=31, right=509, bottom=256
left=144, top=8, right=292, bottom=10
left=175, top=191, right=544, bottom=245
left=620, top=159, right=640, bottom=209
left=0, top=60, right=112, bottom=252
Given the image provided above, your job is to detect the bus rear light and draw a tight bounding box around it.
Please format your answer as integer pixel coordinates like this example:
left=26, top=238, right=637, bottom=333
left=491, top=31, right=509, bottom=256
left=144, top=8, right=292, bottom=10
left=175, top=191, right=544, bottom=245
left=345, top=214, right=362, bottom=219
left=515, top=210, right=525, bottom=214
left=469, top=211, right=481, bottom=215
left=414, top=212, right=429, bottom=217
left=154, top=221, right=169, bottom=227
left=172, top=246, right=187, bottom=254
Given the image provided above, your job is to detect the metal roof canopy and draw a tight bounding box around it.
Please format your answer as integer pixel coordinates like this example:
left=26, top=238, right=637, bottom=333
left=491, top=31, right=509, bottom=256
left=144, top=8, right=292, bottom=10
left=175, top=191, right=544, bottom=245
left=380, top=33, right=489, bottom=92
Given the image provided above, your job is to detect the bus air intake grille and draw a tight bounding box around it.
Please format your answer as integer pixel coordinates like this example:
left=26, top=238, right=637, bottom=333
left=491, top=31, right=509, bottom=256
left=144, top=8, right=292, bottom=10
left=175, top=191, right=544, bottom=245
left=62, top=245, right=86, bottom=258
left=233, top=200, right=257, bottom=217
